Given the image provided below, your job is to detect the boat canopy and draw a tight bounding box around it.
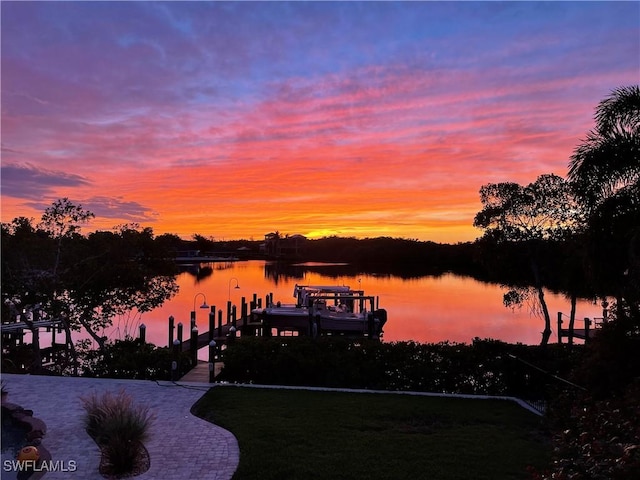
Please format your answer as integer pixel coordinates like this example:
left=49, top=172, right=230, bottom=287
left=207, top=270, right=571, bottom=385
left=292, top=284, right=352, bottom=297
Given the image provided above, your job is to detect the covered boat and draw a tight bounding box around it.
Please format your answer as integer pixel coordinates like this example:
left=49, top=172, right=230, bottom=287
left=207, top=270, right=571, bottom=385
left=251, top=284, right=387, bottom=338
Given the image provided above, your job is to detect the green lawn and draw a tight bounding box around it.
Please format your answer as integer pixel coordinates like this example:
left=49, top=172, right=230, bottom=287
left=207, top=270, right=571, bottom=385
left=192, top=387, right=550, bottom=480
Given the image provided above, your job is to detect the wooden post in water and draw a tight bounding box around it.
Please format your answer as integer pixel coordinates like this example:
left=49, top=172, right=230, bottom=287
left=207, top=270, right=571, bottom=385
left=228, top=325, right=237, bottom=345
left=208, top=340, right=216, bottom=383
left=190, top=310, right=196, bottom=330
left=171, top=339, right=180, bottom=381
left=584, top=317, right=591, bottom=344
left=217, top=310, right=223, bottom=338
left=168, top=315, right=175, bottom=348
left=557, top=312, right=563, bottom=344
left=208, top=306, right=216, bottom=342
left=232, top=305, right=237, bottom=329
left=241, top=297, right=248, bottom=335
left=177, top=322, right=183, bottom=349
left=139, top=323, right=146, bottom=344
left=226, top=301, right=232, bottom=326
left=190, top=325, right=198, bottom=365
left=31, top=326, right=41, bottom=372
left=27, top=310, right=42, bottom=372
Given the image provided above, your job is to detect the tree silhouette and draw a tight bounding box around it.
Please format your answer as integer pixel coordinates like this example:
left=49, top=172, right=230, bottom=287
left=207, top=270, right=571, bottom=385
left=474, top=174, right=586, bottom=345
left=568, top=85, right=640, bottom=209
left=2, top=200, right=178, bottom=374
left=568, top=85, right=640, bottom=317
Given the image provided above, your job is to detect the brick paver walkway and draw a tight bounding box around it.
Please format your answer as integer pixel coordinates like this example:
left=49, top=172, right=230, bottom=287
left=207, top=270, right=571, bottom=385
left=1, top=374, right=239, bottom=480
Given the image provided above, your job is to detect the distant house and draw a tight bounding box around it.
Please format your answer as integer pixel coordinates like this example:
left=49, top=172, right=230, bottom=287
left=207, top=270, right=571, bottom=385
left=260, top=232, right=307, bottom=259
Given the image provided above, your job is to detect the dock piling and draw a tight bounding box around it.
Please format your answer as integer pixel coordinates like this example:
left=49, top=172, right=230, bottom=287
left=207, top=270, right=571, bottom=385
left=168, top=315, right=175, bottom=348
left=171, top=339, right=180, bottom=381
left=208, top=307, right=216, bottom=342
left=139, top=323, right=146, bottom=344
left=208, top=340, right=216, bottom=383
left=190, top=326, right=198, bottom=365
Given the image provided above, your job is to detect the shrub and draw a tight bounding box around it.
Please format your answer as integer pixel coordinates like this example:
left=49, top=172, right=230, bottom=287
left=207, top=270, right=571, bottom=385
left=532, top=307, right=640, bottom=479
left=81, top=338, right=193, bottom=380
left=80, top=389, right=155, bottom=475
left=217, top=336, right=582, bottom=396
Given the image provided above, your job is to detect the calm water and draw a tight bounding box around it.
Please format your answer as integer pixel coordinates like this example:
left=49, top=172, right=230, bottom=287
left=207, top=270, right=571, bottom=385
left=107, top=260, right=603, bottom=349
left=29, top=260, right=603, bottom=351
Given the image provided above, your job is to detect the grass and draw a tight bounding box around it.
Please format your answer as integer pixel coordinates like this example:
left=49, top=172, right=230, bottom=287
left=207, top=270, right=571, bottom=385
left=192, top=387, right=550, bottom=480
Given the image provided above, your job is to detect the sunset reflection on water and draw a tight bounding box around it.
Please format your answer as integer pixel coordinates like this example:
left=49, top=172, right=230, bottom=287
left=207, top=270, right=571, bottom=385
left=126, top=260, right=604, bottom=349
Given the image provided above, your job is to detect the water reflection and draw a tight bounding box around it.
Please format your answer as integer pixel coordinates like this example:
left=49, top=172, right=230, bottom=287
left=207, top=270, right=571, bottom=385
left=130, top=260, right=603, bottom=349
left=263, top=262, right=359, bottom=283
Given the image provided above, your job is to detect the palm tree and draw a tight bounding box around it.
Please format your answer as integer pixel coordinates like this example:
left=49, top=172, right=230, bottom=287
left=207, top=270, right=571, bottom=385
left=568, top=85, right=640, bottom=210
left=568, top=85, right=640, bottom=319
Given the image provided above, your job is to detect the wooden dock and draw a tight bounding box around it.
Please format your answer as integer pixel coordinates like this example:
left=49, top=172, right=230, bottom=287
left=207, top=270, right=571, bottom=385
left=178, top=360, right=224, bottom=382
left=1, top=319, right=64, bottom=333
left=178, top=321, right=265, bottom=352
left=557, top=314, right=605, bottom=344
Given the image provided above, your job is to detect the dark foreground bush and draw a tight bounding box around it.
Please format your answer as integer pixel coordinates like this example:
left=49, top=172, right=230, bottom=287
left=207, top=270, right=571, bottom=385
left=82, top=338, right=193, bottom=380
left=532, top=382, right=640, bottom=480
left=218, top=336, right=583, bottom=395
left=532, top=309, right=640, bottom=479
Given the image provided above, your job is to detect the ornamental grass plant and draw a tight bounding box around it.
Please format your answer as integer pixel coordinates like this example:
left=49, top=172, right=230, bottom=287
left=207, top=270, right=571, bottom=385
left=80, top=389, right=155, bottom=475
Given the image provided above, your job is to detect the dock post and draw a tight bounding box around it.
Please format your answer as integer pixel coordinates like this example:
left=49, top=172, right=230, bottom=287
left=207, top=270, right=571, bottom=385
left=177, top=322, right=183, bottom=349
left=208, top=307, right=216, bottom=342
left=31, top=325, right=42, bottom=372
left=171, top=339, right=180, bottom=381
left=228, top=325, right=237, bottom=345
left=232, top=305, right=237, bottom=329
left=241, top=297, right=248, bottom=335
left=190, top=325, right=198, bottom=365
left=217, top=310, right=223, bottom=337
left=262, top=311, right=271, bottom=338
left=557, top=312, right=562, bottom=344
left=208, top=340, right=216, bottom=383
left=584, top=318, right=591, bottom=344
left=226, top=301, right=232, bottom=326
left=139, top=323, right=146, bottom=344
left=190, top=311, right=196, bottom=329
left=168, top=316, right=175, bottom=348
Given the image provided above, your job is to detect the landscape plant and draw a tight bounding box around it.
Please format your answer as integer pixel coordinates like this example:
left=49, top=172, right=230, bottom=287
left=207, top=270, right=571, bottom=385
left=80, top=389, right=155, bottom=476
left=81, top=337, right=193, bottom=380
left=218, top=336, right=583, bottom=399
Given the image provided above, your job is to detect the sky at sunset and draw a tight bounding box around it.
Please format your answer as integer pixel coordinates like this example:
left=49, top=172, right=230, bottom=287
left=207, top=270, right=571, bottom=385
left=2, top=1, right=639, bottom=243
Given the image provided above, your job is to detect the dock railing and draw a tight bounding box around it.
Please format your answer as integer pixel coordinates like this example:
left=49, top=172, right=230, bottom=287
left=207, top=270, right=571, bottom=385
left=557, top=311, right=606, bottom=344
